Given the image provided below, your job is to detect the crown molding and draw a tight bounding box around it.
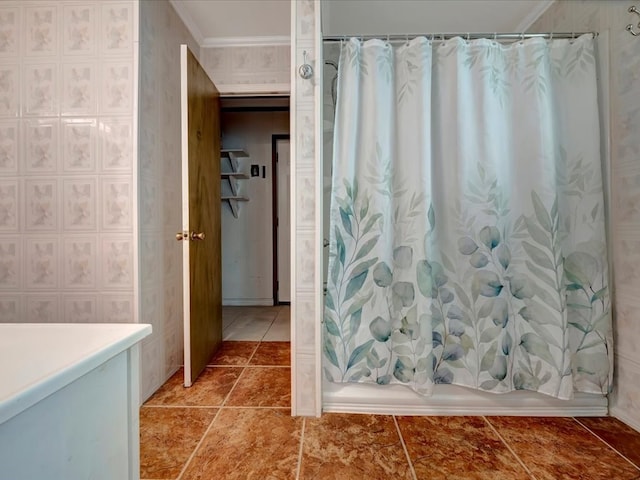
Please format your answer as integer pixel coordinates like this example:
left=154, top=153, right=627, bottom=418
left=169, top=0, right=204, bottom=46
left=201, top=35, right=291, bottom=48
left=515, top=0, right=556, bottom=33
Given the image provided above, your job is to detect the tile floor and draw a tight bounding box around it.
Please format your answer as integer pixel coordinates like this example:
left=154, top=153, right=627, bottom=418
left=222, top=305, right=290, bottom=341
left=141, top=307, right=640, bottom=480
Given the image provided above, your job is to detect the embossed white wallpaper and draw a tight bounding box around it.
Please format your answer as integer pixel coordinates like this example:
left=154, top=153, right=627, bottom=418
left=531, top=0, right=640, bottom=430
left=0, top=1, right=136, bottom=323
left=200, top=44, right=290, bottom=93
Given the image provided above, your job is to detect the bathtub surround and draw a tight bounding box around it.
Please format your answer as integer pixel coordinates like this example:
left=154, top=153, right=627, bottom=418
left=529, top=0, right=640, bottom=432
left=325, top=35, right=610, bottom=399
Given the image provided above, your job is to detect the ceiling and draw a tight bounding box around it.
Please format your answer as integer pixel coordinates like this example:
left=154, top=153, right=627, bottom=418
left=170, top=0, right=554, bottom=46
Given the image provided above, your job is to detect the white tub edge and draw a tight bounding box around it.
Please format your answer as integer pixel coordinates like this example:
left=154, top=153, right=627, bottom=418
left=322, top=381, right=608, bottom=416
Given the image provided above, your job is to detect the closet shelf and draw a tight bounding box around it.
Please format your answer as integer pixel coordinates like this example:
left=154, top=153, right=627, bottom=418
left=221, top=195, right=249, bottom=201
left=220, top=149, right=250, bottom=218
left=221, top=172, right=250, bottom=179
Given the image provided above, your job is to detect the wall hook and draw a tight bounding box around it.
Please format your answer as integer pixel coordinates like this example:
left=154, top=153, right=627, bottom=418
left=298, top=50, right=313, bottom=79
left=627, top=5, right=640, bottom=36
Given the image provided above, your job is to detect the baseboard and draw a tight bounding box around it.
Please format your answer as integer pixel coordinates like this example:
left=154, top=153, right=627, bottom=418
left=223, top=299, right=274, bottom=306
left=610, top=406, right=640, bottom=432
left=322, top=381, right=608, bottom=417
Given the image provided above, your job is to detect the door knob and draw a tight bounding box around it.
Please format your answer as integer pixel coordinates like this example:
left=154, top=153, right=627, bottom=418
left=190, top=232, right=206, bottom=241
left=176, top=231, right=188, bottom=241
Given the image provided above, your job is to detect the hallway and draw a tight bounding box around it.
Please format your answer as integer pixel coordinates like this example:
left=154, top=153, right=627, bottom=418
left=140, top=321, right=640, bottom=479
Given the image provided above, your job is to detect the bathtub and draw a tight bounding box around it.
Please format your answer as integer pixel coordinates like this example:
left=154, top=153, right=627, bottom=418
left=323, top=380, right=608, bottom=416
left=0, top=323, right=151, bottom=480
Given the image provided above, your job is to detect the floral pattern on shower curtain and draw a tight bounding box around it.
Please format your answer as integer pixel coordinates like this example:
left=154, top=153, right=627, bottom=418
left=323, top=35, right=612, bottom=399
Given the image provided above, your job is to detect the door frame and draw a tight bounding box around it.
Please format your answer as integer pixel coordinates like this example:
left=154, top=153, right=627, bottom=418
left=272, top=134, right=291, bottom=305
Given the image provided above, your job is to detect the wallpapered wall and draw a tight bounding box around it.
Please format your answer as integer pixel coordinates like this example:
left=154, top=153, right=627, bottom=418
left=0, top=1, right=137, bottom=323
left=531, top=0, right=640, bottom=429
left=199, top=44, right=289, bottom=93
left=138, top=0, right=199, bottom=400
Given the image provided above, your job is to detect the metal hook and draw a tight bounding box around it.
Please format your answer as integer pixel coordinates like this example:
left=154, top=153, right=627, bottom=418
left=298, top=50, right=313, bottom=79
left=627, top=6, right=640, bottom=36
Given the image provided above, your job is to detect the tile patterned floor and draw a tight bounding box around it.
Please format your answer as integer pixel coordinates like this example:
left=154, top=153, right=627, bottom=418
left=222, top=305, right=290, bottom=341
left=141, top=339, right=640, bottom=480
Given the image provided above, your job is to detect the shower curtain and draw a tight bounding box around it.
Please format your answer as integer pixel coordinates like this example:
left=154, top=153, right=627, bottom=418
left=323, top=35, right=611, bottom=400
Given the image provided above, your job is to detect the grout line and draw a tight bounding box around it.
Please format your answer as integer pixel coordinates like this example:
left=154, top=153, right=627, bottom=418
left=219, top=364, right=247, bottom=408
left=246, top=340, right=261, bottom=364
left=141, top=404, right=220, bottom=409
left=573, top=418, right=640, bottom=472
left=482, top=417, right=538, bottom=480
left=259, top=316, right=278, bottom=342
left=392, top=416, right=417, bottom=480
left=243, top=365, right=291, bottom=369
left=219, top=405, right=292, bottom=410
left=176, top=407, right=223, bottom=480
left=295, top=417, right=306, bottom=480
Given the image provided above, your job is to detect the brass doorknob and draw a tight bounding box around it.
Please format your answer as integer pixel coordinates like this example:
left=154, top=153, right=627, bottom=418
left=191, top=232, right=205, bottom=241
left=176, top=231, right=187, bottom=241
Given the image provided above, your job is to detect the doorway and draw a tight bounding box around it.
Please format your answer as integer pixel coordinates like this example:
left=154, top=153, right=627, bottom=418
left=272, top=134, right=291, bottom=305
left=218, top=96, right=291, bottom=340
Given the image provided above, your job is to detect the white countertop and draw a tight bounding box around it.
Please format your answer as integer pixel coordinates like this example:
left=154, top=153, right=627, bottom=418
left=0, top=323, right=152, bottom=425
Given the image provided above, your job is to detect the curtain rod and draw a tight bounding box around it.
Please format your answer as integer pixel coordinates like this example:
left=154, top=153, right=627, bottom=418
left=323, top=32, right=597, bottom=43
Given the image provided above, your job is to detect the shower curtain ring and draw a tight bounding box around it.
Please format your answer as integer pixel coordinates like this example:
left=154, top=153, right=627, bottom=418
left=466, top=32, right=470, bottom=41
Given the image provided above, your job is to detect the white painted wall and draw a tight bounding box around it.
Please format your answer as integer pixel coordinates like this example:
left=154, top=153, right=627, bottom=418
left=220, top=110, right=289, bottom=305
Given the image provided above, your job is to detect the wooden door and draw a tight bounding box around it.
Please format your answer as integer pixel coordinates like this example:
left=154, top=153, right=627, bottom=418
left=180, top=45, right=222, bottom=387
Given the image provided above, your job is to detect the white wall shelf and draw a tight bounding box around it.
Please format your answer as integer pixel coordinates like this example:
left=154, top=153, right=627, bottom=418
left=221, top=149, right=250, bottom=217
